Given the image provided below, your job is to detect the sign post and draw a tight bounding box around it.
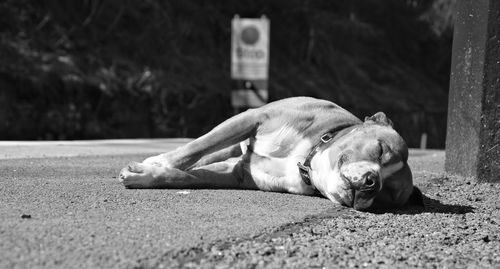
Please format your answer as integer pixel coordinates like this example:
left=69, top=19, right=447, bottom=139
left=231, top=15, right=270, bottom=109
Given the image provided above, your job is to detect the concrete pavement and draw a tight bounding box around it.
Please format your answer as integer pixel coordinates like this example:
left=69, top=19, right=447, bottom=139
left=0, top=139, right=498, bottom=268
left=0, top=139, right=335, bottom=268
left=0, top=139, right=191, bottom=159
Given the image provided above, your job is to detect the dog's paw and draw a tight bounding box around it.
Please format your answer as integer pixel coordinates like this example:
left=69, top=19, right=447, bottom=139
left=119, top=162, right=162, bottom=188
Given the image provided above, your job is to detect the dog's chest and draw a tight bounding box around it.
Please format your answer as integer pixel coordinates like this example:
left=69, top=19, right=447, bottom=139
left=244, top=125, right=316, bottom=194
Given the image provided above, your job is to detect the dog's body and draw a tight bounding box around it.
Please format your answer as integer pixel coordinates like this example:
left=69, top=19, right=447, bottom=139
left=119, top=97, right=422, bottom=211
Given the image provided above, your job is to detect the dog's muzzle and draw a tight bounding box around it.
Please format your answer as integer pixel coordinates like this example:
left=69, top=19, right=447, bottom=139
left=338, top=163, right=381, bottom=210
left=346, top=171, right=379, bottom=192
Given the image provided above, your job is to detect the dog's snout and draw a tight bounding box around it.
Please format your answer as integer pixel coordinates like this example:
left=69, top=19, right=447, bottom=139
left=349, top=172, right=379, bottom=191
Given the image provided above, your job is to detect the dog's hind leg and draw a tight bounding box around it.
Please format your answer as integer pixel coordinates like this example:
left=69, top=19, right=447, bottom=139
left=143, top=110, right=263, bottom=170
left=119, top=159, right=258, bottom=190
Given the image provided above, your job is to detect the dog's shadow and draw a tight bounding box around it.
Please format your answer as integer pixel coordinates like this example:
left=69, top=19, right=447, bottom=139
left=370, top=194, right=474, bottom=215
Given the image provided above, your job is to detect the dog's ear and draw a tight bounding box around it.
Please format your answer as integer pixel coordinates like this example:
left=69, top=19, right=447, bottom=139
left=365, top=112, right=393, bottom=127
left=405, top=186, right=424, bottom=207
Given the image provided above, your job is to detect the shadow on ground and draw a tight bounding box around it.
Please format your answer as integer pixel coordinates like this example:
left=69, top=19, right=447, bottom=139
left=370, top=195, right=475, bottom=215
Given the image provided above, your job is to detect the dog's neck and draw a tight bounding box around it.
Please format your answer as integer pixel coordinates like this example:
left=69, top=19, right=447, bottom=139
left=297, top=124, right=358, bottom=186
left=308, top=125, right=360, bottom=199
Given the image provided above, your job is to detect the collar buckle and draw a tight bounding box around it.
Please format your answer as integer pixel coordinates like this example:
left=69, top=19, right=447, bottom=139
left=320, top=133, right=334, bottom=143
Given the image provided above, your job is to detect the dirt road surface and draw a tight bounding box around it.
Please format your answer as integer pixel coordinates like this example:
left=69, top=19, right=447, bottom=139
left=1, top=140, right=498, bottom=268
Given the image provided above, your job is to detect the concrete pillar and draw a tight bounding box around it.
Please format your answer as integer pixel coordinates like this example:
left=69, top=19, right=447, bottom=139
left=445, top=0, right=500, bottom=182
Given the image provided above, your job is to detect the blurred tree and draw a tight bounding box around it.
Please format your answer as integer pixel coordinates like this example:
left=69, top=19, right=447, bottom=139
left=0, top=0, right=454, bottom=147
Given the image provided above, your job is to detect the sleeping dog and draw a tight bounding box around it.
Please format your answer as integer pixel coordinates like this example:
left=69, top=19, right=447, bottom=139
left=119, top=97, right=422, bottom=211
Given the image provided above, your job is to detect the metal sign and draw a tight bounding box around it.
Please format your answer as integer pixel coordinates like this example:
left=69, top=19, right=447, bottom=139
left=231, top=15, right=270, bottom=108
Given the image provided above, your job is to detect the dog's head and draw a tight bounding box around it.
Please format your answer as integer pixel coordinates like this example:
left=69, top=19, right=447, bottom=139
left=315, top=112, right=423, bottom=211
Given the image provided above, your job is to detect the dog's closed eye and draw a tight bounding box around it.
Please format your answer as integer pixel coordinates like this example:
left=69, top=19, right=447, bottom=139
left=376, top=141, right=384, bottom=161
left=377, top=141, right=397, bottom=165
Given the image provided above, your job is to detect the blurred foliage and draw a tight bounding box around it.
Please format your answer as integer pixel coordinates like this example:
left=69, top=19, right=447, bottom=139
left=0, top=0, right=454, bottom=147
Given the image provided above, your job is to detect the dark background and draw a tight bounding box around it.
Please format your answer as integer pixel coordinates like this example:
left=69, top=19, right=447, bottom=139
left=0, top=0, right=454, bottom=148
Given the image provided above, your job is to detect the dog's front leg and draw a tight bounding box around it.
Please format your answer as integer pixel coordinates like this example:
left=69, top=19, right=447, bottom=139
left=189, top=143, right=244, bottom=169
left=143, top=109, right=263, bottom=170
left=119, top=159, right=257, bottom=190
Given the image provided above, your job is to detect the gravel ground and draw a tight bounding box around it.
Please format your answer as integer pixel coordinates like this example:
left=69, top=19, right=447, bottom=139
left=147, top=176, right=500, bottom=268
left=1, top=142, right=499, bottom=268
left=145, top=151, right=500, bottom=268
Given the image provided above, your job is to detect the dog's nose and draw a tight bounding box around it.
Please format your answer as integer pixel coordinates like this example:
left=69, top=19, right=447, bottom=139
left=351, top=172, right=378, bottom=191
